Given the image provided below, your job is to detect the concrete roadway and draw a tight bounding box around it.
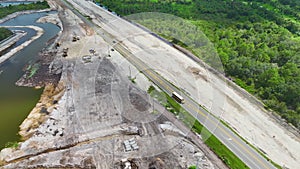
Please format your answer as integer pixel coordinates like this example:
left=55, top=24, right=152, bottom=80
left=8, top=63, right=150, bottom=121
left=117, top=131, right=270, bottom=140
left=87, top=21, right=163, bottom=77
left=112, top=41, right=277, bottom=169
left=61, top=0, right=277, bottom=168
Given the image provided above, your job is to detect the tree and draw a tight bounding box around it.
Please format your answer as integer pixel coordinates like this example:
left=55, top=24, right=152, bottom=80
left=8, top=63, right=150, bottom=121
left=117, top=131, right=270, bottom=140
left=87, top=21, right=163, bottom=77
left=0, top=27, right=12, bottom=41
left=188, top=166, right=197, bottom=169
left=257, top=67, right=284, bottom=87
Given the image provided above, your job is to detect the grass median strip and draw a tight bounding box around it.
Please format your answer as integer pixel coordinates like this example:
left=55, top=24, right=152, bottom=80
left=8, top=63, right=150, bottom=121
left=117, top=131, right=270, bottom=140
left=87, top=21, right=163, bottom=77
left=147, top=85, right=249, bottom=169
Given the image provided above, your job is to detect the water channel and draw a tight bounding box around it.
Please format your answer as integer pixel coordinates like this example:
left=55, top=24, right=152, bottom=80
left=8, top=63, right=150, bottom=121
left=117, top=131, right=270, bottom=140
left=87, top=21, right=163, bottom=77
left=0, top=11, right=60, bottom=149
left=0, top=1, right=33, bottom=7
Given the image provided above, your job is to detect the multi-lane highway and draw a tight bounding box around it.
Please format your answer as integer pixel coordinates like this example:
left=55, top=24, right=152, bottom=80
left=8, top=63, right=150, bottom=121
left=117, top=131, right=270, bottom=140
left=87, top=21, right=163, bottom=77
left=62, top=0, right=277, bottom=168
left=111, top=37, right=277, bottom=169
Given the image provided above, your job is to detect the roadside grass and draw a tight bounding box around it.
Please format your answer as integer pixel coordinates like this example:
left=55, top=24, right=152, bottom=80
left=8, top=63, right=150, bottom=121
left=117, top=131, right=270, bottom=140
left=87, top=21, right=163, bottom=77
left=146, top=29, right=283, bottom=169
left=149, top=84, right=282, bottom=169
left=147, top=85, right=250, bottom=169
left=220, top=120, right=282, bottom=169
left=128, top=76, right=136, bottom=84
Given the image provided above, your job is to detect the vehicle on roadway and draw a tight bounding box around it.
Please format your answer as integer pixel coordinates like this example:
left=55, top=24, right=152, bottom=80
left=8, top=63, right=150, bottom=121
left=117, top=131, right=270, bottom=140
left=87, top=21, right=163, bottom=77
left=172, top=92, right=185, bottom=104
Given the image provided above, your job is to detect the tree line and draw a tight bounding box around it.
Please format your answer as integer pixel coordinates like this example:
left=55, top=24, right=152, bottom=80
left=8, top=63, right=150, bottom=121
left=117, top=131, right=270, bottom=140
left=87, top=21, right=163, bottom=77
left=96, top=0, right=300, bottom=129
left=0, top=1, right=49, bottom=19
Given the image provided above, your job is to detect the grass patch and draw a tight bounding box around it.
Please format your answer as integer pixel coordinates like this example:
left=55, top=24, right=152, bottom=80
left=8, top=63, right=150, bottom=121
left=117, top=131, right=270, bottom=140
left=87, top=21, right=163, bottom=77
left=5, top=141, right=19, bottom=149
left=148, top=85, right=282, bottom=169
left=0, top=27, right=13, bottom=41
left=188, top=166, right=197, bottom=169
left=27, top=64, right=39, bottom=78
left=220, top=120, right=282, bottom=169
left=128, top=76, right=136, bottom=84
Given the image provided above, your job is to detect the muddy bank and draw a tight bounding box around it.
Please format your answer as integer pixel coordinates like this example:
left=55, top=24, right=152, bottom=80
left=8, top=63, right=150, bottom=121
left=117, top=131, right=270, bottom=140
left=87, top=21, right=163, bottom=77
left=16, top=48, right=63, bottom=88
left=15, top=13, right=63, bottom=87
left=15, top=11, right=64, bottom=135
left=19, top=82, right=65, bottom=140
left=0, top=82, right=65, bottom=166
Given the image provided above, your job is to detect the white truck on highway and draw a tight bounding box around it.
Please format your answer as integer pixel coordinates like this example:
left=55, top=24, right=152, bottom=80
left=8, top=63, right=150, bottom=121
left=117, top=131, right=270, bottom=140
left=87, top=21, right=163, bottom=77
left=172, top=92, right=185, bottom=104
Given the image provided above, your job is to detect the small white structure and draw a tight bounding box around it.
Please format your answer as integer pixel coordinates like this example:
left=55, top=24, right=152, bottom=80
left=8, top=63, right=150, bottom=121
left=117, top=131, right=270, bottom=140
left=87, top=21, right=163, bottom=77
left=123, top=138, right=139, bottom=152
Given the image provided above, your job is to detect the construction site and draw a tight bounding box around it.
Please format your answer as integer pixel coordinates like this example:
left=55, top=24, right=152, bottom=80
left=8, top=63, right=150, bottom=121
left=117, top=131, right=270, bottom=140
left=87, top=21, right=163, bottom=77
left=0, top=0, right=228, bottom=168
left=0, top=0, right=299, bottom=169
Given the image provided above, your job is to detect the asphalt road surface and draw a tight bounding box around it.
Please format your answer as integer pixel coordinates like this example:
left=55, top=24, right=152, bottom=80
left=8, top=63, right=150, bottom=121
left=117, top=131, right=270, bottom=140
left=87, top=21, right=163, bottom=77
left=61, top=1, right=277, bottom=168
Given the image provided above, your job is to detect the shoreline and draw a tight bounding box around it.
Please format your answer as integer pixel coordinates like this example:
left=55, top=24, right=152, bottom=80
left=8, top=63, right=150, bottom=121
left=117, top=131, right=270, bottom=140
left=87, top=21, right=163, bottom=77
left=0, top=31, right=27, bottom=54
left=0, top=25, right=44, bottom=65
left=0, top=1, right=65, bottom=166
left=0, top=9, right=52, bottom=24
left=0, top=8, right=56, bottom=65
left=19, top=82, right=65, bottom=140
left=13, top=10, right=64, bottom=140
left=0, top=4, right=62, bottom=144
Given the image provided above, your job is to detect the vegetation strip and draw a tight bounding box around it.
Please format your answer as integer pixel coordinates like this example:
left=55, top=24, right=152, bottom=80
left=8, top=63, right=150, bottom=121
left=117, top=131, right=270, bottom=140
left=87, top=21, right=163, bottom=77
left=0, top=27, right=13, bottom=42
left=147, top=85, right=250, bottom=169
left=0, top=1, right=49, bottom=19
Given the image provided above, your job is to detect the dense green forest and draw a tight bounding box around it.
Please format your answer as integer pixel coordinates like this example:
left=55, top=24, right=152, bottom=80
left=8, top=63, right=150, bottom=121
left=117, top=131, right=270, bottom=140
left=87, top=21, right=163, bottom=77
left=96, top=0, right=300, bottom=129
left=0, top=1, right=49, bottom=19
left=0, top=27, right=12, bottom=41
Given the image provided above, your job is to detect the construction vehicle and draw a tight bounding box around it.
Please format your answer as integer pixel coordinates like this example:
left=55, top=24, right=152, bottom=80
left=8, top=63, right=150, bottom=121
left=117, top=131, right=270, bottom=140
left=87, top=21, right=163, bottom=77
left=72, top=32, right=80, bottom=42
left=82, top=55, right=92, bottom=63
left=72, top=35, right=80, bottom=42
left=55, top=42, right=60, bottom=49
left=89, top=48, right=96, bottom=55
left=62, top=48, right=69, bottom=57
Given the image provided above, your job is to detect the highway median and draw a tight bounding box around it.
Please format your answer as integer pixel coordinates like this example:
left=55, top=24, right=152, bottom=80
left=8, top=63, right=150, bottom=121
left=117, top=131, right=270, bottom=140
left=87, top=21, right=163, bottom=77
left=147, top=85, right=250, bottom=169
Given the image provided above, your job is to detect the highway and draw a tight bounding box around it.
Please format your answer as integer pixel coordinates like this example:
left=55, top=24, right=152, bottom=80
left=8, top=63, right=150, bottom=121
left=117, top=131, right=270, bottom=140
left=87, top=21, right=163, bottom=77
left=112, top=40, right=277, bottom=169
left=62, top=0, right=277, bottom=168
